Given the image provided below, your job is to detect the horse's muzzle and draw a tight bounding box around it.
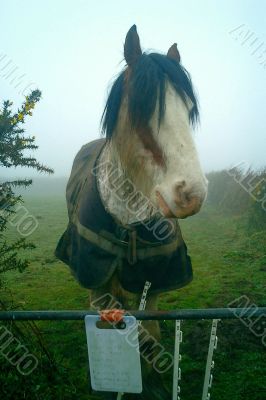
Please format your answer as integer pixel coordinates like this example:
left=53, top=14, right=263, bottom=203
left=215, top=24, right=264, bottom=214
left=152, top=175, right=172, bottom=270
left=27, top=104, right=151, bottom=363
left=156, top=181, right=206, bottom=218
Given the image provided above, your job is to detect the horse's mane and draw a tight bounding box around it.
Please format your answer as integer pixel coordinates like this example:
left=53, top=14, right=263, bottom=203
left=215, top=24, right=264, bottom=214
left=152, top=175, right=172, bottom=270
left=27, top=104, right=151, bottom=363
left=101, top=53, right=199, bottom=139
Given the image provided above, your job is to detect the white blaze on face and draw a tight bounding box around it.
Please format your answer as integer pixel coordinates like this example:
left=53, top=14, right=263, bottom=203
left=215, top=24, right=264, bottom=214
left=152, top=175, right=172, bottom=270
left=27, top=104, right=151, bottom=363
left=149, top=81, right=208, bottom=218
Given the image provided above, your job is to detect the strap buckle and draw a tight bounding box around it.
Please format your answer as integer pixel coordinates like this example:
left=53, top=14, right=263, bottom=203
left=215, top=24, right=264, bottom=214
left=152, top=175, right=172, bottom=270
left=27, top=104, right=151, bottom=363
left=127, top=229, right=137, bottom=265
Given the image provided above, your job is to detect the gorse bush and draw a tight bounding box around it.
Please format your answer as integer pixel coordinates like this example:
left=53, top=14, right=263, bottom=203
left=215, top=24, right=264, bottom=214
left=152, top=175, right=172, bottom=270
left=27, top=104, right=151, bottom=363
left=0, top=90, right=53, bottom=283
left=0, top=92, right=74, bottom=399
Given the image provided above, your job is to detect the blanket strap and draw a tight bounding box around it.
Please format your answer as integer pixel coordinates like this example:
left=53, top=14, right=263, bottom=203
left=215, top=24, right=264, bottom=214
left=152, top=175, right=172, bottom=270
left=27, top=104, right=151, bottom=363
left=73, top=217, right=182, bottom=260
left=127, top=230, right=137, bottom=265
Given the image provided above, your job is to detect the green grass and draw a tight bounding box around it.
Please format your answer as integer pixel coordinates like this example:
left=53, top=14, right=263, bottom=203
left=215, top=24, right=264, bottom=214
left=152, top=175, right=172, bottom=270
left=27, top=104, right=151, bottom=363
left=1, top=196, right=265, bottom=399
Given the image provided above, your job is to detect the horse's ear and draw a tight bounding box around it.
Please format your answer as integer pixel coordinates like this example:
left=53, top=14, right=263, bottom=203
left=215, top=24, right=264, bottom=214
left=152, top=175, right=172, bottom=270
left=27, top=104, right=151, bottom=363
left=124, top=25, right=142, bottom=66
left=167, top=43, right=181, bottom=63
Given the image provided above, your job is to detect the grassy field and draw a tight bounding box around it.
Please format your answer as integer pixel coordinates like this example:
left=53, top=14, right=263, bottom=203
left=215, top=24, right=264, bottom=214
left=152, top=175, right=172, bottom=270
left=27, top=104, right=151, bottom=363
left=1, top=194, right=265, bottom=400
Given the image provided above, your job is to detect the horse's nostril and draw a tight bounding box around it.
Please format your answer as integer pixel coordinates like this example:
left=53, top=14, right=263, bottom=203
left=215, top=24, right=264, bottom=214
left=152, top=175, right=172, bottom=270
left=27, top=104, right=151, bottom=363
left=174, top=181, right=203, bottom=211
left=174, top=180, right=188, bottom=205
left=184, top=191, right=191, bottom=203
left=175, top=180, right=186, bottom=192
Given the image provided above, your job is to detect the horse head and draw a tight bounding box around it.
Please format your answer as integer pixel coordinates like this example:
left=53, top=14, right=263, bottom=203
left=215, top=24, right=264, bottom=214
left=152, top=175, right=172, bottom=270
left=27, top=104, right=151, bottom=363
left=101, top=25, right=208, bottom=222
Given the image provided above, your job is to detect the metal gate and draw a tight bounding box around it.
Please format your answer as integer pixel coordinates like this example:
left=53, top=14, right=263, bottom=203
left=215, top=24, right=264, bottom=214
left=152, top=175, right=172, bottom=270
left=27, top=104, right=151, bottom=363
left=0, top=307, right=265, bottom=400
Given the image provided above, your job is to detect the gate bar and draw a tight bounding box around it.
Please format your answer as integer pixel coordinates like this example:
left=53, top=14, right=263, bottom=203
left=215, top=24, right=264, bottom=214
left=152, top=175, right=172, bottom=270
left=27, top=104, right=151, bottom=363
left=0, top=307, right=265, bottom=321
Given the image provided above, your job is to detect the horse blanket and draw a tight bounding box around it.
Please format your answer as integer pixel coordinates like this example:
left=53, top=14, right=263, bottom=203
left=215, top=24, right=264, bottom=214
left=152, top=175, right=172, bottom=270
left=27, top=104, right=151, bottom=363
left=55, top=139, right=193, bottom=294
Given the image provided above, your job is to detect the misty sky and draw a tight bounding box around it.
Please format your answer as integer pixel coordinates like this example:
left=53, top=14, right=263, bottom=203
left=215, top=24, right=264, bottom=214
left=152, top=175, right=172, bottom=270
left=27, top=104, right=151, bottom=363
left=0, top=0, right=265, bottom=179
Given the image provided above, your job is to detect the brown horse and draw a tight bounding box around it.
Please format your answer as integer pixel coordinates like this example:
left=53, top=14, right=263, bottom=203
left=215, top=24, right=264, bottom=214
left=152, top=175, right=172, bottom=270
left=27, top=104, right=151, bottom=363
left=56, top=25, right=207, bottom=399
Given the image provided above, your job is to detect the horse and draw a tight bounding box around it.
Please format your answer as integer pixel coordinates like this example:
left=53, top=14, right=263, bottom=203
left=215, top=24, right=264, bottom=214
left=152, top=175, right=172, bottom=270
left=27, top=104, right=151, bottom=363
left=55, top=25, right=208, bottom=400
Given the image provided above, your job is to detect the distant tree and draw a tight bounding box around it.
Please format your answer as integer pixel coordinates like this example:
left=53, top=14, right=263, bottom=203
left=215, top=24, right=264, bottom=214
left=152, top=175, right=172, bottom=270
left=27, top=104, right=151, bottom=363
left=0, top=90, right=53, bottom=281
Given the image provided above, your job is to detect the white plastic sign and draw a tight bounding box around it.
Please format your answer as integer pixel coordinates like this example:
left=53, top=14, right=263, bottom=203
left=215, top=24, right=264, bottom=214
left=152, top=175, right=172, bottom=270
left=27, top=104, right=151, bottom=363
left=85, top=315, right=142, bottom=393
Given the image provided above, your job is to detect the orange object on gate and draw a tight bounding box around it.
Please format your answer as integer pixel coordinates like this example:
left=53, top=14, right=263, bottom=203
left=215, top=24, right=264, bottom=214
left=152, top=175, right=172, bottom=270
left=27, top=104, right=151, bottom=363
left=100, top=309, right=125, bottom=322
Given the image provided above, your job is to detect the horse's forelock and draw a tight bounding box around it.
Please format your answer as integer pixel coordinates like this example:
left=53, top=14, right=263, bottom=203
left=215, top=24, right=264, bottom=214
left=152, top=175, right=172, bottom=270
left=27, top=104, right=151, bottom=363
left=101, top=52, right=199, bottom=142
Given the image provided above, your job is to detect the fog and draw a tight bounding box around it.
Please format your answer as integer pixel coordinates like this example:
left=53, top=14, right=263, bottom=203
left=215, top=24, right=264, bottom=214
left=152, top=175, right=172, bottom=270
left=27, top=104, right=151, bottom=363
left=1, top=0, right=265, bottom=181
